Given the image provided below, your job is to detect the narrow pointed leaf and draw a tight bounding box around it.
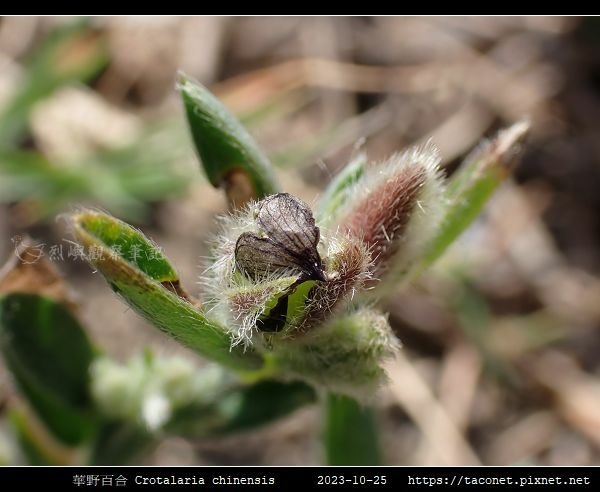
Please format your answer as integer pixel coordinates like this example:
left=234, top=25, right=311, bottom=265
left=412, top=121, right=530, bottom=277
left=178, top=73, right=279, bottom=204
left=317, top=153, right=366, bottom=227
left=70, top=210, right=263, bottom=372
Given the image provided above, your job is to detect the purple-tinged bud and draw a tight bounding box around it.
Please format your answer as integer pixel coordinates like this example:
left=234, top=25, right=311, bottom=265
left=336, top=144, right=445, bottom=289
left=293, top=234, right=371, bottom=335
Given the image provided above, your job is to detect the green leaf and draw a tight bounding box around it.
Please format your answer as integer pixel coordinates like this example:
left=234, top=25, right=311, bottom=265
left=88, top=420, right=155, bottom=465
left=10, top=410, right=54, bottom=465
left=77, top=211, right=178, bottom=283
left=212, top=380, right=316, bottom=434
left=324, top=393, right=381, bottom=465
left=166, top=379, right=316, bottom=437
left=0, top=124, right=192, bottom=222
left=411, top=121, right=530, bottom=277
left=274, top=308, right=395, bottom=400
left=178, top=72, right=279, bottom=203
left=70, top=210, right=264, bottom=372
left=317, top=153, right=366, bottom=227
left=0, top=19, right=109, bottom=147
left=0, top=294, right=96, bottom=445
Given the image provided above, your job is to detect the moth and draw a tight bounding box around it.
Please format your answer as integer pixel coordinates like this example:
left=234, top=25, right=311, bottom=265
left=235, top=193, right=326, bottom=331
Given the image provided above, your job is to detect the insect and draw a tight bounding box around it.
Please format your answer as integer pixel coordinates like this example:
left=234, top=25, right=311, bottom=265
left=235, top=193, right=326, bottom=332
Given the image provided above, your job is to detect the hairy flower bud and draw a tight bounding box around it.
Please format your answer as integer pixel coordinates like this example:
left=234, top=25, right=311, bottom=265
left=292, top=233, right=371, bottom=335
left=275, top=308, right=399, bottom=400
left=336, top=143, right=445, bottom=289
left=201, top=190, right=400, bottom=399
left=202, top=194, right=372, bottom=346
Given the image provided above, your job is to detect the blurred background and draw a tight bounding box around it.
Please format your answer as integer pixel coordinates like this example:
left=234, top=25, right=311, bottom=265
left=1, top=16, right=600, bottom=465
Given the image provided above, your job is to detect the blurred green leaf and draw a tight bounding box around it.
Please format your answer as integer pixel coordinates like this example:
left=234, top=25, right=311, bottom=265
left=71, top=210, right=264, bottom=372
left=166, top=379, right=315, bottom=437
left=89, top=420, right=155, bottom=465
left=0, top=294, right=96, bottom=445
left=0, top=19, right=109, bottom=147
left=10, top=410, right=54, bottom=465
left=0, top=150, right=85, bottom=205
left=453, top=279, right=518, bottom=386
left=0, top=124, right=192, bottom=222
left=178, top=73, right=279, bottom=204
left=78, top=123, right=193, bottom=218
left=212, top=380, right=316, bottom=434
left=324, top=393, right=381, bottom=465
left=411, top=121, right=530, bottom=278
left=317, top=153, right=366, bottom=227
